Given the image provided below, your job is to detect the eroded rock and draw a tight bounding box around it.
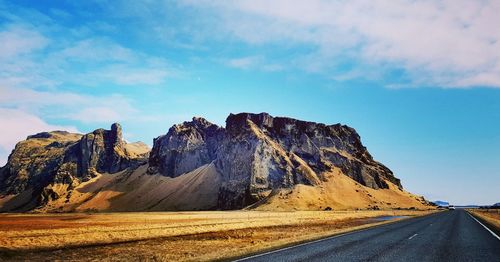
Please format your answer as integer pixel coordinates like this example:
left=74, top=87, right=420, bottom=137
left=0, top=123, right=148, bottom=211
left=148, top=117, right=224, bottom=177
left=150, top=112, right=401, bottom=209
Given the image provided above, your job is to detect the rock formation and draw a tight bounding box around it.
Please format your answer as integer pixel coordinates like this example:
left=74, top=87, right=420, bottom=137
left=149, top=113, right=402, bottom=209
left=0, top=113, right=430, bottom=212
left=78, top=123, right=145, bottom=179
left=0, top=124, right=148, bottom=211
left=148, top=117, right=223, bottom=177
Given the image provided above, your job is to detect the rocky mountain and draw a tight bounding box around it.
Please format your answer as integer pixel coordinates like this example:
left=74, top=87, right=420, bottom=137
left=0, top=124, right=149, bottom=211
left=0, top=113, right=430, bottom=212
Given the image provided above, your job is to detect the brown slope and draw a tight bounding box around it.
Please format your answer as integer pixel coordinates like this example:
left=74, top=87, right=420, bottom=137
left=252, top=167, right=429, bottom=211
left=36, top=163, right=222, bottom=212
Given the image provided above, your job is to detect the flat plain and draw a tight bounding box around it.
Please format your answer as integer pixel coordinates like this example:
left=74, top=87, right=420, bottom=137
left=0, top=210, right=435, bottom=261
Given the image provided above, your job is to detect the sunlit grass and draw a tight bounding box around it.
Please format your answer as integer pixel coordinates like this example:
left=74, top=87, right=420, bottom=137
left=0, top=210, right=435, bottom=261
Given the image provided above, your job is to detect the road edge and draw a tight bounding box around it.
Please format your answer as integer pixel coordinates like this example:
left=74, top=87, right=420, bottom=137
left=466, top=210, right=500, bottom=239
left=226, top=211, right=442, bottom=262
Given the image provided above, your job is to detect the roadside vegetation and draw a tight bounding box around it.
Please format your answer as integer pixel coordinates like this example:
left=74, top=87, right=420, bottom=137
left=0, top=210, right=435, bottom=261
left=467, top=209, right=500, bottom=232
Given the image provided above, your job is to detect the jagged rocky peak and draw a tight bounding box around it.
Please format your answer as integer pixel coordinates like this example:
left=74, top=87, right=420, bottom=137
left=1, top=113, right=411, bottom=212
left=217, top=113, right=333, bottom=208
left=226, top=112, right=274, bottom=133
left=148, top=117, right=224, bottom=177
left=111, top=122, right=122, bottom=139
left=0, top=123, right=148, bottom=211
left=224, top=112, right=399, bottom=189
left=0, top=131, right=82, bottom=196
left=78, top=123, right=135, bottom=179
left=147, top=112, right=402, bottom=210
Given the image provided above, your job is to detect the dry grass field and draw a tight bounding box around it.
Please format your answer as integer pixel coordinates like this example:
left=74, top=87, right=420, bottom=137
left=0, top=210, right=435, bottom=261
left=468, top=209, right=500, bottom=231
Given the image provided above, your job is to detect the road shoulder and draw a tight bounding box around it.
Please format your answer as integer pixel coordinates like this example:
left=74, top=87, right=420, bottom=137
left=467, top=209, right=500, bottom=239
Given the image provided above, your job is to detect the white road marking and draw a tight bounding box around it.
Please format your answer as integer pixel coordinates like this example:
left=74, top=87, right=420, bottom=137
left=234, top=214, right=434, bottom=261
left=234, top=230, right=356, bottom=261
left=468, top=213, right=500, bottom=241
left=408, top=233, right=418, bottom=240
left=234, top=219, right=405, bottom=261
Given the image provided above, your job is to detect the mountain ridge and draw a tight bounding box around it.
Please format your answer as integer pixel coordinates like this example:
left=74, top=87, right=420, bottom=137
left=0, top=112, right=431, bottom=212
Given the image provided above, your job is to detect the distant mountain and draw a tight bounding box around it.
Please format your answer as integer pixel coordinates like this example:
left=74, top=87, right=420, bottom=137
left=493, top=203, right=500, bottom=207
left=433, top=201, right=449, bottom=207
left=0, top=112, right=433, bottom=212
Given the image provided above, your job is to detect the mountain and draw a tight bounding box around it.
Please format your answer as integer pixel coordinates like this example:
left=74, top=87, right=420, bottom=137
left=433, top=201, right=450, bottom=207
left=0, top=113, right=431, bottom=212
left=0, top=124, right=149, bottom=211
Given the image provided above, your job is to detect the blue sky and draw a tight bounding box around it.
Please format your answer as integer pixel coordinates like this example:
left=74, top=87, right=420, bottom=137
left=0, top=0, right=499, bottom=205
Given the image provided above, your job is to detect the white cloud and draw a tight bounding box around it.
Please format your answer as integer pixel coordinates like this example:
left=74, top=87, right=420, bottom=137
left=68, top=107, right=124, bottom=124
left=0, top=21, right=175, bottom=89
left=46, top=37, right=173, bottom=87
left=57, top=38, right=135, bottom=62
left=225, top=55, right=283, bottom=72
left=0, top=25, right=49, bottom=59
left=0, top=86, right=138, bottom=123
left=0, top=86, right=88, bottom=107
left=96, top=65, right=172, bottom=85
left=227, top=56, right=261, bottom=69
left=186, top=0, right=500, bottom=88
left=0, top=108, right=78, bottom=166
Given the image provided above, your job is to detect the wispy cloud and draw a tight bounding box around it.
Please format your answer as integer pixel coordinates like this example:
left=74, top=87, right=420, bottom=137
left=225, top=55, right=283, bottom=72
left=57, top=38, right=135, bottom=63
left=96, top=64, right=173, bottom=86
left=0, top=2, right=185, bottom=160
left=226, top=56, right=261, bottom=70
left=0, top=24, right=49, bottom=58
left=0, top=86, right=138, bottom=123
left=184, top=0, right=500, bottom=88
left=0, top=28, right=174, bottom=88
left=0, top=83, right=155, bottom=163
left=0, top=0, right=178, bottom=90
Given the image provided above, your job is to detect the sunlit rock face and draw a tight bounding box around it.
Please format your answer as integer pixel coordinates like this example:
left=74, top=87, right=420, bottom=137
left=149, top=112, right=401, bottom=209
left=1, top=112, right=402, bottom=212
left=0, top=124, right=148, bottom=210
left=78, top=123, right=144, bottom=179
left=148, top=117, right=224, bottom=177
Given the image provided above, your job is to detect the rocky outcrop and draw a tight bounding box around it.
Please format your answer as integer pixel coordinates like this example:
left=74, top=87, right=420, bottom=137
left=148, top=113, right=401, bottom=209
left=1, top=113, right=416, bottom=212
left=0, top=124, right=148, bottom=211
left=77, top=123, right=144, bottom=180
left=148, top=117, right=224, bottom=177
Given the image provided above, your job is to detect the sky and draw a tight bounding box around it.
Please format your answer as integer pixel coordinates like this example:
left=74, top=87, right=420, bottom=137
left=0, top=0, right=499, bottom=205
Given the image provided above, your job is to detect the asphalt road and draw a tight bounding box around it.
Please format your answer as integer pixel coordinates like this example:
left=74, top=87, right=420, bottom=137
left=237, top=210, right=500, bottom=262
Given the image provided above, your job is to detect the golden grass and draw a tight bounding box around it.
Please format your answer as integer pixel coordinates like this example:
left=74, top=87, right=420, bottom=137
left=0, top=210, right=436, bottom=261
left=468, top=209, right=500, bottom=230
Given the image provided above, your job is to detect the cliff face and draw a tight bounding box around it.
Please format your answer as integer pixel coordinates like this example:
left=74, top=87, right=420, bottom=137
left=78, top=123, right=144, bottom=180
left=148, top=113, right=401, bottom=209
left=0, top=113, right=426, bottom=212
left=148, top=117, right=224, bottom=177
left=0, top=124, right=148, bottom=211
